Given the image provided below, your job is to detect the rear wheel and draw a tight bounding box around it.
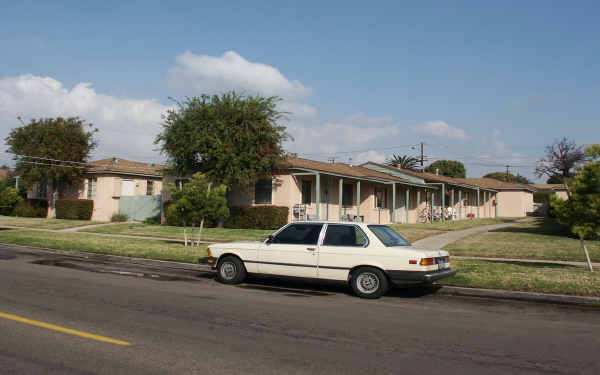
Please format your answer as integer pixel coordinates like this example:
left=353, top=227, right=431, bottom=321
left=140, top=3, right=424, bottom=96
left=350, top=267, right=389, bottom=299
left=216, top=256, right=247, bottom=285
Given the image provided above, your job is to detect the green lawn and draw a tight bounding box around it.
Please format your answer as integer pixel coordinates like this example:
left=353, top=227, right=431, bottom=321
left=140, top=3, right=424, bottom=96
left=0, top=229, right=207, bottom=263
left=390, top=217, right=519, bottom=243
left=0, top=216, right=101, bottom=230
left=440, top=258, right=600, bottom=297
left=443, top=219, right=600, bottom=263
left=81, top=222, right=274, bottom=243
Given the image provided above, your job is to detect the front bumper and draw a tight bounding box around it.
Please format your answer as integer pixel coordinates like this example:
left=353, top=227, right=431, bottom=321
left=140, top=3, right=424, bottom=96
left=198, top=256, right=218, bottom=268
left=387, top=269, right=457, bottom=285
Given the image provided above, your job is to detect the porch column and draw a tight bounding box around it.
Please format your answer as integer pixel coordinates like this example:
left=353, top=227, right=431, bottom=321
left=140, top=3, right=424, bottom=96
left=495, top=192, right=498, bottom=217
left=458, top=190, right=462, bottom=219
left=417, top=189, right=421, bottom=223
left=441, top=184, right=446, bottom=221
left=432, top=191, right=435, bottom=221
left=477, top=188, right=481, bottom=218
left=405, top=189, right=410, bottom=223
left=356, top=180, right=361, bottom=219
left=316, top=172, right=321, bottom=220
left=450, top=188, right=455, bottom=220
left=338, top=178, right=343, bottom=221
left=391, top=183, right=396, bottom=223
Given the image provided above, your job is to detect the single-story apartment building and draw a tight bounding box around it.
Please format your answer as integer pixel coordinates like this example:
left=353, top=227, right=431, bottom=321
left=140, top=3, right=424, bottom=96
left=532, top=184, right=569, bottom=200
left=28, top=157, right=164, bottom=221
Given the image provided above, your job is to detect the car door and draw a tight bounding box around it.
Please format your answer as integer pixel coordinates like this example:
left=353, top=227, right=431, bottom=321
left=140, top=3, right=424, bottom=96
left=259, top=223, right=323, bottom=278
left=318, top=224, right=369, bottom=281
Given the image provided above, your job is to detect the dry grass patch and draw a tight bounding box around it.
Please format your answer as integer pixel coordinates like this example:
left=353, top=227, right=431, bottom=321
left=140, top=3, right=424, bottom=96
left=440, top=258, right=600, bottom=297
left=0, top=229, right=206, bottom=263
left=444, top=219, right=600, bottom=263
left=0, top=215, right=101, bottom=230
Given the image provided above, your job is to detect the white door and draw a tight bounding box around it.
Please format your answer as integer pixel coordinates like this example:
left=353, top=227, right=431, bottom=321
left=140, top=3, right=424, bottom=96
left=121, top=180, right=135, bottom=196
left=259, top=223, right=323, bottom=278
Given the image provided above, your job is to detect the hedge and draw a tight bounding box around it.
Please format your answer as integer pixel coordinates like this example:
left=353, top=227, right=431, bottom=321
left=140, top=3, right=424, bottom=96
left=55, top=199, right=94, bottom=220
left=13, top=199, right=48, bottom=218
left=225, top=206, right=289, bottom=229
left=162, top=201, right=218, bottom=227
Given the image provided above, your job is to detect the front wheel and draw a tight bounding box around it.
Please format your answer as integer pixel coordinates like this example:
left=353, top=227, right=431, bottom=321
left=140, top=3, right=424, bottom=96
left=216, top=256, right=247, bottom=285
left=350, top=267, right=389, bottom=299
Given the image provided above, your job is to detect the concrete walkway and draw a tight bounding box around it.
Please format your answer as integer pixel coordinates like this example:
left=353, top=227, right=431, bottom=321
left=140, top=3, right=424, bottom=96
left=60, top=222, right=117, bottom=232
left=411, top=221, right=521, bottom=250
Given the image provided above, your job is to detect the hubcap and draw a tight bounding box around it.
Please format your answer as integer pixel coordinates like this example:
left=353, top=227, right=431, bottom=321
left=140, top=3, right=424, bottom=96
left=356, top=272, right=379, bottom=294
left=220, top=262, right=237, bottom=280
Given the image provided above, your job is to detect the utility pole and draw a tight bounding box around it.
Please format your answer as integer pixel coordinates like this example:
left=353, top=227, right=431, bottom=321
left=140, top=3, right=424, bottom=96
left=420, top=142, right=424, bottom=171
left=505, top=165, right=510, bottom=181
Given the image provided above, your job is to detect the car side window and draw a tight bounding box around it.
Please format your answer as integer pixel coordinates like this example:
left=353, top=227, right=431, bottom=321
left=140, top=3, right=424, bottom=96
left=273, top=224, right=323, bottom=245
left=323, top=225, right=367, bottom=247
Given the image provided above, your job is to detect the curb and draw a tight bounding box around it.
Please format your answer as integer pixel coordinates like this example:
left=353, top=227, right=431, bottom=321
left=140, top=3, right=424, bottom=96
left=437, top=285, right=600, bottom=306
left=2, top=242, right=598, bottom=307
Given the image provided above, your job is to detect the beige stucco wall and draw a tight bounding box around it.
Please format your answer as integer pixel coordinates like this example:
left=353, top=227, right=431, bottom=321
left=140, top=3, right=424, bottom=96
left=496, top=190, right=533, bottom=217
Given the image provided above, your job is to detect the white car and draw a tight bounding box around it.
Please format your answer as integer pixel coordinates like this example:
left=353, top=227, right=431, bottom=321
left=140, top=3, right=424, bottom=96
left=199, top=221, right=457, bottom=299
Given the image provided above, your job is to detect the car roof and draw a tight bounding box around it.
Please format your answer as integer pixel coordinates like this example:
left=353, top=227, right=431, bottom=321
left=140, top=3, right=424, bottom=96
left=291, top=221, right=375, bottom=228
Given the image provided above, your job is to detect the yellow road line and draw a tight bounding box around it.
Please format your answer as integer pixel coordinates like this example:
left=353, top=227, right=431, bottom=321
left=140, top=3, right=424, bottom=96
left=0, top=312, right=131, bottom=346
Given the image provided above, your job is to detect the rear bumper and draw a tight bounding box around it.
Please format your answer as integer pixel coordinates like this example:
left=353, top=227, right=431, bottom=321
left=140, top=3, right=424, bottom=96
left=198, top=256, right=218, bottom=268
left=387, top=269, right=457, bottom=285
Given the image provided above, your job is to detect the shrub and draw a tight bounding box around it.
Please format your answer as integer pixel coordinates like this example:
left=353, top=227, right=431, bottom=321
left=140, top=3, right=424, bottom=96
left=466, top=213, right=475, bottom=219
left=55, top=199, right=94, bottom=220
left=163, top=200, right=219, bottom=227
left=143, top=214, right=161, bottom=225
left=13, top=199, right=48, bottom=217
left=225, top=206, right=289, bottom=229
left=0, top=187, right=23, bottom=216
left=533, top=191, right=554, bottom=204
left=111, top=213, right=129, bottom=222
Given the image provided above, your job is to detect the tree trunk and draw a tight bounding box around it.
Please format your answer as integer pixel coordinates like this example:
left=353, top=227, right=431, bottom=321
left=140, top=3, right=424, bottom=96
left=190, top=223, right=195, bottom=247
left=198, top=218, right=204, bottom=247
left=46, top=180, right=57, bottom=219
left=183, top=224, right=188, bottom=247
left=580, top=235, right=594, bottom=272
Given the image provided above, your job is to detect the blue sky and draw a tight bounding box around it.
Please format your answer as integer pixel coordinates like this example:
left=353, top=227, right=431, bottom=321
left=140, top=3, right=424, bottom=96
left=1, top=1, right=598, bottom=181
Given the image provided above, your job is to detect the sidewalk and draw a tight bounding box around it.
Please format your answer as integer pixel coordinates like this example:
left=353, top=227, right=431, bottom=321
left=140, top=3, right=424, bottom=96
left=412, top=221, right=520, bottom=250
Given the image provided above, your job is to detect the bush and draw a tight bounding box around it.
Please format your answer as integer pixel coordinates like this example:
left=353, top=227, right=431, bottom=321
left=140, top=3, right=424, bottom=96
left=533, top=191, right=554, bottom=204
left=225, top=206, right=289, bottom=229
left=111, top=213, right=129, bottom=222
left=0, top=187, right=23, bottom=216
left=13, top=199, right=48, bottom=217
left=143, top=214, right=161, bottom=225
left=55, top=199, right=94, bottom=220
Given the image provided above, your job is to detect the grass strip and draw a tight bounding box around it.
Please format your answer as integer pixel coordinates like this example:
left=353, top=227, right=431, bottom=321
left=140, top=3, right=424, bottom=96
left=0, top=229, right=207, bottom=263
left=444, top=219, right=599, bottom=263
left=80, top=223, right=274, bottom=242
left=0, top=216, right=101, bottom=230
left=440, top=258, right=600, bottom=297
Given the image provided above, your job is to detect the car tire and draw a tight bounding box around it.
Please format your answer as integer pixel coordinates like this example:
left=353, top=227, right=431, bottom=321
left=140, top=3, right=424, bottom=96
left=350, top=267, right=389, bottom=299
left=216, top=256, right=247, bottom=285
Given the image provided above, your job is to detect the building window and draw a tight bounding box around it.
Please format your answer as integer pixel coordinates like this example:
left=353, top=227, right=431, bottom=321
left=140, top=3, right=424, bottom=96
left=301, top=180, right=312, bottom=204
left=254, top=179, right=272, bottom=204
left=374, top=187, right=387, bottom=208
left=87, top=177, right=97, bottom=199
left=342, top=184, right=354, bottom=206
left=146, top=180, right=154, bottom=196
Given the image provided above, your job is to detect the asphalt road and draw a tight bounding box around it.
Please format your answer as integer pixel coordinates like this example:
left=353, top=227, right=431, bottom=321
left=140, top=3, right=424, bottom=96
left=1, top=244, right=599, bottom=375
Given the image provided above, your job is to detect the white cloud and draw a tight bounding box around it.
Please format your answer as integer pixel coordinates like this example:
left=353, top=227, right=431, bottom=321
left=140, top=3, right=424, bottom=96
left=0, top=74, right=169, bottom=163
left=410, top=120, right=469, bottom=140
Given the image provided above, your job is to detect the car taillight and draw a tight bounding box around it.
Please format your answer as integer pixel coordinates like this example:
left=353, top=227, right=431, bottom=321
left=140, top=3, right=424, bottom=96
left=419, top=257, right=435, bottom=266
left=207, top=248, right=212, bottom=257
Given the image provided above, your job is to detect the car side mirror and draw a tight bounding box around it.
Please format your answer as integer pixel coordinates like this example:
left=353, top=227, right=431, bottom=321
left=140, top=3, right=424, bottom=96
left=266, top=235, right=275, bottom=244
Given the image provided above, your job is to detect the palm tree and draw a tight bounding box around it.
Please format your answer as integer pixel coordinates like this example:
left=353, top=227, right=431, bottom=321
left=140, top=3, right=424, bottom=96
left=385, top=154, right=420, bottom=170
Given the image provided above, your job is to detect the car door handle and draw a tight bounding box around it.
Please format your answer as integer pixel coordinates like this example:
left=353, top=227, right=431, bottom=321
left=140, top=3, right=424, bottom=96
left=306, top=247, right=316, bottom=251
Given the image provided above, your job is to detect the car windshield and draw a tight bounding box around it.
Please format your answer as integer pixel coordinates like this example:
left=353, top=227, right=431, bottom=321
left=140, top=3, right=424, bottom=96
left=367, top=225, right=411, bottom=247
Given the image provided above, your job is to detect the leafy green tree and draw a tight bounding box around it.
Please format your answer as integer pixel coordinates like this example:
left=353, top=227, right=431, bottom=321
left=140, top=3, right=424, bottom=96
left=5, top=117, right=97, bottom=217
left=385, top=154, right=420, bottom=170
left=167, top=172, right=229, bottom=245
left=425, top=160, right=466, bottom=178
left=550, top=144, right=600, bottom=271
left=156, top=92, right=289, bottom=189
left=484, top=172, right=532, bottom=184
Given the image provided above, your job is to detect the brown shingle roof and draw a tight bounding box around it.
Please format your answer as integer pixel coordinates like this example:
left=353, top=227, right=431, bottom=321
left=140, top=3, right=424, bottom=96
left=532, top=184, right=567, bottom=191
left=88, top=158, right=164, bottom=177
left=455, top=178, right=536, bottom=191
left=284, top=158, right=429, bottom=187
